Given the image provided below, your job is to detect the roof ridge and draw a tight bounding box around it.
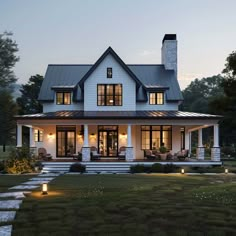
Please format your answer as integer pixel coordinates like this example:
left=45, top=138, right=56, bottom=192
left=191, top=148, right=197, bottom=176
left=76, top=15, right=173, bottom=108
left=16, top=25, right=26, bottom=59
left=48, top=64, right=93, bottom=66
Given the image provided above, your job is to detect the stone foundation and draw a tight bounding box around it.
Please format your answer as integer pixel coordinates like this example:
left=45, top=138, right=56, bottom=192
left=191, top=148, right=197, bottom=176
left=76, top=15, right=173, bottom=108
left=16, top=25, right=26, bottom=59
left=82, top=147, right=90, bottom=162
left=211, top=147, right=221, bottom=161
left=197, top=147, right=205, bottom=160
left=125, top=147, right=134, bottom=161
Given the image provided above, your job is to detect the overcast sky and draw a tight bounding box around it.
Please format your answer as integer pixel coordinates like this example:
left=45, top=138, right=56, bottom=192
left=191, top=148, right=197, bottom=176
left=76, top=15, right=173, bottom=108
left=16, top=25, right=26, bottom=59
left=1, top=0, right=236, bottom=89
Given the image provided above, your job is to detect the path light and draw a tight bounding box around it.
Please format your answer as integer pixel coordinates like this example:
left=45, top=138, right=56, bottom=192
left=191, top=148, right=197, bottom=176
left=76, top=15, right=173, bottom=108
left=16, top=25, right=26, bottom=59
left=181, top=168, right=185, bottom=174
left=225, top=168, right=228, bottom=174
left=42, top=183, right=48, bottom=195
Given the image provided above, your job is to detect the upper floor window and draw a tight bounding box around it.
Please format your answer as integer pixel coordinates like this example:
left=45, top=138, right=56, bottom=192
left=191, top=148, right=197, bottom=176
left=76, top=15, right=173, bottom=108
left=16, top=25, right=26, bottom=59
left=34, top=129, right=43, bottom=142
left=97, top=84, right=122, bottom=106
left=149, top=92, right=164, bottom=105
left=56, top=92, right=71, bottom=105
left=107, top=68, right=112, bottom=78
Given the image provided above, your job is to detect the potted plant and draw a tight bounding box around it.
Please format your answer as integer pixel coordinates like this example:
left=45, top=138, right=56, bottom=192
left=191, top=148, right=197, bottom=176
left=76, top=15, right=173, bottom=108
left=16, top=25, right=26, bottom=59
left=159, top=146, right=167, bottom=160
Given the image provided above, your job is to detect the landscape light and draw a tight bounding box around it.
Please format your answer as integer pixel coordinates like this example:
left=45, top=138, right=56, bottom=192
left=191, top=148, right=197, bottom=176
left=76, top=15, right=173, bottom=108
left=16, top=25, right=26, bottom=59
left=181, top=168, right=185, bottom=174
left=42, top=183, right=48, bottom=195
left=225, top=168, right=228, bottom=174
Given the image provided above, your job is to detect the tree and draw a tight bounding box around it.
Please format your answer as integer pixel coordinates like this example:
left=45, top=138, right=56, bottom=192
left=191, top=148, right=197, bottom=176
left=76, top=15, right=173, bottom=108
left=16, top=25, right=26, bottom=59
left=0, top=89, right=18, bottom=151
left=180, top=75, right=224, bottom=113
left=17, top=74, right=43, bottom=114
left=0, top=32, right=19, bottom=88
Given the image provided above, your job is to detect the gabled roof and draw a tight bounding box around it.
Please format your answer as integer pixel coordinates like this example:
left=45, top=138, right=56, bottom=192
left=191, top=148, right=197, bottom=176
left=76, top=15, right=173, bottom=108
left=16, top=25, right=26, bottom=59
left=78, top=47, right=142, bottom=88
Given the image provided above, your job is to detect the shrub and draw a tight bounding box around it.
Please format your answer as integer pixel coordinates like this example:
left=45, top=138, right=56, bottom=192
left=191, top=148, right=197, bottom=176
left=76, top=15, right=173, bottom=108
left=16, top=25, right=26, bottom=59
left=70, top=163, right=86, bottom=173
left=163, top=164, right=177, bottom=173
left=150, top=163, right=163, bottom=173
left=190, top=166, right=224, bottom=173
left=130, top=164, right=150, bottom=173
left=4, top=158, right=34, bottom=174
left=0, top=161, right=5, bottom=172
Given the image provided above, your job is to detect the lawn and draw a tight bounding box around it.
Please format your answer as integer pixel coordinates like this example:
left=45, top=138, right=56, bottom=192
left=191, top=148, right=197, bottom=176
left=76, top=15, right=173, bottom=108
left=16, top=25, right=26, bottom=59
left=11, top=174, right=236, bottom=236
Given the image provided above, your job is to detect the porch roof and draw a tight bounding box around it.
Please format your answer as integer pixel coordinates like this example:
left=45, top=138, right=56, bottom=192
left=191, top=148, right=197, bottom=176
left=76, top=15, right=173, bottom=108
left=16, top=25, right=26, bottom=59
left=16, top=110, right=222, bottom=120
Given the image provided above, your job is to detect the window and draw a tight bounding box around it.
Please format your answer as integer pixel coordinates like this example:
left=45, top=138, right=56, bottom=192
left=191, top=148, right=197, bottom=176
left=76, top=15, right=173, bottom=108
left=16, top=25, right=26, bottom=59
left=97, top=84, right=122, bottom=106
left=34, top=129, right=43, bottom=142
left=107, top=68, right=112, bottom=78
left=56, top=92, right=71, bottom=105
left=149, top=92, right=164, bottom=105
left=141, top=125, right=172, bottom=150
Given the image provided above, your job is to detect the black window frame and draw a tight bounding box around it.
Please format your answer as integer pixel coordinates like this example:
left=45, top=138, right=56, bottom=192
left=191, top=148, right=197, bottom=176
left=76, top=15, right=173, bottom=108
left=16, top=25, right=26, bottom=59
left=97, top=84, right=122, bottom=106
left=34, top=129, right=43, bottom=142
left=107, top=67, right=112, bottom=78
left=141, top=125, right=172, bottom=150
left=149, top=92, right=164, bottom=105
left=56, top=92, right=71, bottom=105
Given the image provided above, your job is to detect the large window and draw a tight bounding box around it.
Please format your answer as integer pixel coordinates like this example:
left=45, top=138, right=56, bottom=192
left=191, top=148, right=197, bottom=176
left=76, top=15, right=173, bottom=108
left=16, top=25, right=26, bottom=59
left=149, top=92, right=164, bottom=105
left=97, top=84, right=122, bottom=106
left=34, top=129, right=43, bottom=142
left=56, top=92, right=71, bottom=105
left=141, top=125, right=172, bottom=150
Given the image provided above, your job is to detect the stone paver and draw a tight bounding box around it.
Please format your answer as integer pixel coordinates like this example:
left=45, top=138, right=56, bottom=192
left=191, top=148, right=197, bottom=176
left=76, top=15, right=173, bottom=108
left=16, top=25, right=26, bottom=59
left=30, top=177, right=55, bottom=181
left=22, top=180, right=50, bottom=185
left=0, top=200, right=22, bottom=209
left=38, top=173, right=61, bottom=177
left=0, top=211, right=16, bottom=222
left=0, top=225, right=12, bottom=236
left=0, top=191, right=31, bottom=199
left=9, top=185, right=39, bottom=190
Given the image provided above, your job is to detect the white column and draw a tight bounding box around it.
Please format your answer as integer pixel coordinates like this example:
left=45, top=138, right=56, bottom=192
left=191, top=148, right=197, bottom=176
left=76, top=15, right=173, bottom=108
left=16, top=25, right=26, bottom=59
left=127, top=124, right=132, bottom=147
left=83, top=124, right=89, bottom=147
left=188, top=131, right=191, bottom=157
left=213, top=124, right=219, bottom=147
left=198, top=129, right=203, bottom=147
left=17, top=124, right=22, bottom=147
left=29, top=127, right=36, bottom=147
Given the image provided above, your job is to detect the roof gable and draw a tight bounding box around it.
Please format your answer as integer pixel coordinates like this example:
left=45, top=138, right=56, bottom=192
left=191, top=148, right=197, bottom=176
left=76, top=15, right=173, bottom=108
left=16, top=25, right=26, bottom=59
left=78, top=47, right=142, bottom=88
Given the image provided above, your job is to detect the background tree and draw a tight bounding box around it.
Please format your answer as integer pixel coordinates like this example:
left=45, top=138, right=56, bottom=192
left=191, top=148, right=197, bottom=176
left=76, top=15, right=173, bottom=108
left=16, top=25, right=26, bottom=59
left=0, top=89, right=18, bottom=151
left=0, top=32, right=19, bottom=88
left=17, top=74, right=43, bottom=114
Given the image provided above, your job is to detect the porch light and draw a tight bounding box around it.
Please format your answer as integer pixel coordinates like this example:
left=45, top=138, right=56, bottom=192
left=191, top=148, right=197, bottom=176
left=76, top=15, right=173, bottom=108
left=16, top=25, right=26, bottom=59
left=42, top=183, right=48, bottom=195
left=48, top=133, right=53, bottom=138
left=90, top=133, right=96, bottom=137
left=78, top=130, right=83, bottom=138
left=225, top=168, right=228, bottom=174
left=181, top=168, right=185, bottom=174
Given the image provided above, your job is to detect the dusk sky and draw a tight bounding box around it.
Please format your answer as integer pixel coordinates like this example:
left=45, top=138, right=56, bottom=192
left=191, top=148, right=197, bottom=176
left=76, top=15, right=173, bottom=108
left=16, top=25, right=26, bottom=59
left=1, top=0, right=236, bottom=89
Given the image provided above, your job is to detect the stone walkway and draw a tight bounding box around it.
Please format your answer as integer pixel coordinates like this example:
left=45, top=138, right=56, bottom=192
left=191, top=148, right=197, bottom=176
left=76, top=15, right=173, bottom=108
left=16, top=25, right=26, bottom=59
left=0, top=172, right=61, bottom=236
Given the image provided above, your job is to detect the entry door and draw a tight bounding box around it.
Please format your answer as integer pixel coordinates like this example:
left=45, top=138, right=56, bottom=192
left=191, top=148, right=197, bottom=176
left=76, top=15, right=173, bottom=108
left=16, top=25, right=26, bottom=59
left=57, top=129, right=75, bottom=157
left=98, top=130, right=118, bottom=157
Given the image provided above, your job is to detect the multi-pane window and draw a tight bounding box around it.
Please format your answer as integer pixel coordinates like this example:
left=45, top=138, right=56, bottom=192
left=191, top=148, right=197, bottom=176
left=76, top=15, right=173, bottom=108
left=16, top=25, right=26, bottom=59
left=149, top=92, right=164, bottom=105
left=141, top=125, right=172, bottom=150
left=56, top=92, right=71, bottom=105
left=34, top=130, right=43, bottom=142
left=107, top=68, right=112, bottom=78
left=97, top=84, right=122, bottom=106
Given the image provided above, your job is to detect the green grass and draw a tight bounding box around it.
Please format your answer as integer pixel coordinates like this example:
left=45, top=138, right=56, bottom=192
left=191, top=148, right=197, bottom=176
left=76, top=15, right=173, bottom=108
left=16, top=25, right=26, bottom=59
left=10, top=174, right=236, bottom=236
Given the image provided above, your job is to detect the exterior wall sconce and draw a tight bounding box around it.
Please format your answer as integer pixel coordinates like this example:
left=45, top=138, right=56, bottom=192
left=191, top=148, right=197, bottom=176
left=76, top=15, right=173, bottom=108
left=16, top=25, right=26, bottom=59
left=48, top=133, right=54, bottom=139
left=225, top=168, right=228, bottom=174
left=78, top=130, right=83, bottom=138
left=90, top=133, right=95, bottom=137
left=42, top=183, right=48, bottom=195
left=120, top=132, right=127, bottom=138
left=181, top=168, right=185, bottom=174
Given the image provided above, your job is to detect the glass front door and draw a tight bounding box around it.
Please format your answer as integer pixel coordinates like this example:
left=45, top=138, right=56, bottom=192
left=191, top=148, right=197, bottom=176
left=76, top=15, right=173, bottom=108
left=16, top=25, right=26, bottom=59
left=57, top=126, right=76, bottom=157
left=98, top=126, right=118, bottom=157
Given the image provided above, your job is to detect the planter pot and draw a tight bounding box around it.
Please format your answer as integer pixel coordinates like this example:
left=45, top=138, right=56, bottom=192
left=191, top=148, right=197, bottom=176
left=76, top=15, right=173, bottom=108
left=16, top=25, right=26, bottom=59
left=160, top=153, right=167, bottom=161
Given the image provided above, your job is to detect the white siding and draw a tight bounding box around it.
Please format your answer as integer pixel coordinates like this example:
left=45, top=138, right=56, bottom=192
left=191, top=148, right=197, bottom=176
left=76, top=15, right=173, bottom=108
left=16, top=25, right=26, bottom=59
left=136, top=102, right=179, bottom=111
left=84, top=54, right=136, bottom=111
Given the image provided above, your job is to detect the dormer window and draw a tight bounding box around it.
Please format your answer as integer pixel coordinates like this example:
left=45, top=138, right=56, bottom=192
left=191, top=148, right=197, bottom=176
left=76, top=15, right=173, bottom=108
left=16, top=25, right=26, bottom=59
left=107, top=68, right=112, bottom=78
left=56, top=92, right=71, bottom=105
left=149, top=92, right=164, bottom=105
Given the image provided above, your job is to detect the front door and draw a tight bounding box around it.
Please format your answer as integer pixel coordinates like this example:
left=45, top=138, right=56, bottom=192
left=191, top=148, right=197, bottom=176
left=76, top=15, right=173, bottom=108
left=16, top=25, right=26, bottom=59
left=98, top=126, right=118, bottom=157
left=56, top=126, right=76, bottom=157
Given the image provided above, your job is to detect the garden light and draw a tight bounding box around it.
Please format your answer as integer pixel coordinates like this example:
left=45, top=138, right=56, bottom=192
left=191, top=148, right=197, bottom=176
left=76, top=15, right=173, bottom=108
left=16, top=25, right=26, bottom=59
left=42, top=183, right=48, bottom=195
left=225, top=168, right=228, bottom=174
left=181, top=168, right=185, bottom=174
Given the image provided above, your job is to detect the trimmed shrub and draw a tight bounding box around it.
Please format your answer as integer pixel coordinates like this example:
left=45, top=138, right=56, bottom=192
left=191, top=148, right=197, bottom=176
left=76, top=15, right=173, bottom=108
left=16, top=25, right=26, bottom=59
left=130, top=164, right=150, bottom=173
left=70, top=163, right=86, bottom=173
left=150, top=163, right=163, bottom=173
left=163, top=164, right=177, bottom=173
left=190, top=166, right=224, bottom=173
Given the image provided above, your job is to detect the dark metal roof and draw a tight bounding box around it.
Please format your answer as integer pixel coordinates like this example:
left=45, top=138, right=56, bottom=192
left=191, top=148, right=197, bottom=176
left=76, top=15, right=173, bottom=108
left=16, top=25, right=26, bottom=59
left=162, top=34, right=177, bottom=44
left=16, top=110, right=222, bottom=120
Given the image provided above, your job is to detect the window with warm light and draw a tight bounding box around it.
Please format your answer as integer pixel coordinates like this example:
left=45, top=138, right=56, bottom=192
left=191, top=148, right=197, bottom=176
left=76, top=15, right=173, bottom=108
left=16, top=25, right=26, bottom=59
left=149, top=92, right=164, bottom=105
left=56, top=92, right=71, bottom=105
left=34, top=130, right=43, bottom=142
left=97, top=84, right=122, bottom=106
left=141, top=125, right=172, bottom=150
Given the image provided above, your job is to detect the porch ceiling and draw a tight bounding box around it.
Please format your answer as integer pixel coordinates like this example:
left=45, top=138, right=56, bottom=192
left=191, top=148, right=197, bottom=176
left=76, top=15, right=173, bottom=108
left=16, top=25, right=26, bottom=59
left=15, top=110, right=222, bottom=120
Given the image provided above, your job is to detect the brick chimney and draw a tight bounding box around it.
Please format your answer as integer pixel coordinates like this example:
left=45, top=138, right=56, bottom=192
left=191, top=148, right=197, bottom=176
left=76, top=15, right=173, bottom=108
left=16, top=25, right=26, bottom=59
left=161, top=34, right=177, bottom=75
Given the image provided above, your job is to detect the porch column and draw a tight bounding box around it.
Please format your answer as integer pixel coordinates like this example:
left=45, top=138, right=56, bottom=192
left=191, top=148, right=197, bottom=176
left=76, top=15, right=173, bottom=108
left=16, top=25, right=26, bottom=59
left=211, top=124, right=220, bottom=161
left=29, top=127, right=36, bottom=147
left=126, top=124, right=134, bottom=161
left=188, top=131, right=192, bottom=157
left=82, top=124, right=90, bottom=162
left=197, top=129, right=205, bottom=160
left=16, top=124, right=22, bottom=147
